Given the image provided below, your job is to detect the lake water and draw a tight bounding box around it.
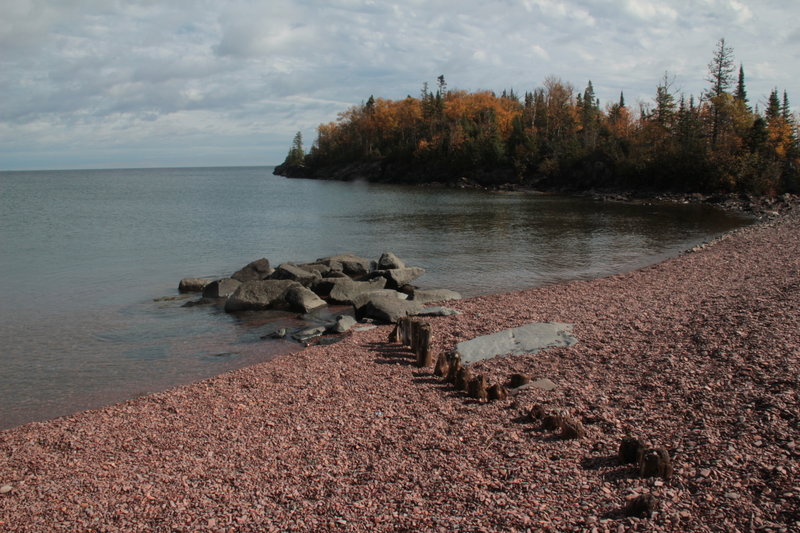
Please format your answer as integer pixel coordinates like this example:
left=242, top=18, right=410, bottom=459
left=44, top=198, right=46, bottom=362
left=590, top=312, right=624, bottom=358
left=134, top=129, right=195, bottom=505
left=0, top=166, right=749, bottom=429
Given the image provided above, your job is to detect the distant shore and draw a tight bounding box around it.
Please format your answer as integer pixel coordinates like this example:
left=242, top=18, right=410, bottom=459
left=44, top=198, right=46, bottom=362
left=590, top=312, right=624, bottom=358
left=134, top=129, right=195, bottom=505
left=1, top=205, right=798, bottom=530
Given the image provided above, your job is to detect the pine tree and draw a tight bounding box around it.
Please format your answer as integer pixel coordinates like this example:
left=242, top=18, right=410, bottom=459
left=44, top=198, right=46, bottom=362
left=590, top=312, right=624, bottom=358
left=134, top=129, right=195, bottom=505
left=767, top=89, right=781, bottom=120
left=284, top=131, right=305, bottom=166
left=735, top=65, right=748, bottom=104
left=705, top=38, right=737, bottom=147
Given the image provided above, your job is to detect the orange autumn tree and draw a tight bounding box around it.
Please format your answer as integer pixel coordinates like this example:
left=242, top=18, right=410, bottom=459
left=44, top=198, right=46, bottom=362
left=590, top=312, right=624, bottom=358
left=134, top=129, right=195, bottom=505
left=290, top=49, right=798, bottom=194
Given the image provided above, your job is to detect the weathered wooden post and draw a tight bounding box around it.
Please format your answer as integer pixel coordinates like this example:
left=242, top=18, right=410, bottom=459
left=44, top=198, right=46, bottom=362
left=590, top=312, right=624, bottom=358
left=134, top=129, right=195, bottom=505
left=454, top=366, right=472, bottom=391
left=467, top=375, right=489, bottom=401
left=415, top=323, right=434, bottom=367
left=434, top=352, right=450, bottom=377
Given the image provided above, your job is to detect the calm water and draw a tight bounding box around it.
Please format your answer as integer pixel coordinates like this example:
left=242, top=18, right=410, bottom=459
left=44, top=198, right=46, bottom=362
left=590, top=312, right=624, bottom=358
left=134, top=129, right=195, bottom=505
left=0, top=166, right=749, bottom=429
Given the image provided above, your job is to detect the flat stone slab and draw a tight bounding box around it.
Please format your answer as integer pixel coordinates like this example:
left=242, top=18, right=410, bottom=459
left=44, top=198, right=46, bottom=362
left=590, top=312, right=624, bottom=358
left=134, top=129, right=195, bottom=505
left=456, top=322, right=577, bottom=365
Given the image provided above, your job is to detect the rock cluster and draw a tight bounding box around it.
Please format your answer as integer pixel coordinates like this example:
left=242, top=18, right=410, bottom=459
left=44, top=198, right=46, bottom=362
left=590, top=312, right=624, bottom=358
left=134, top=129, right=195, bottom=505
left=178, top=252, right=462, bottom=340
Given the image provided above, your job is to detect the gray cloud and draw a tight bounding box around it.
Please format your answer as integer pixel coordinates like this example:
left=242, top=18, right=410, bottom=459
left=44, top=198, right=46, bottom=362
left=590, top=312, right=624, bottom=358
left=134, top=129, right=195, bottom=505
left=1, top=0, right=798, bottom=169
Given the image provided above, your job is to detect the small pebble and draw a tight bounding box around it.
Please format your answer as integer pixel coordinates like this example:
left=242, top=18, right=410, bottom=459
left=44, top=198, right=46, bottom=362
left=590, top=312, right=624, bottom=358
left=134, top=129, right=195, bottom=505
left=0, top=485, right=12, bottom=494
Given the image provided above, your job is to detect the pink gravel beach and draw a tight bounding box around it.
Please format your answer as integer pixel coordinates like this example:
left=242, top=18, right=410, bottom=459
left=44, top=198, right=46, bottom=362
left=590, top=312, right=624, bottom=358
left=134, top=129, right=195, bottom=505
left=1, top=210, right=799, bottom=532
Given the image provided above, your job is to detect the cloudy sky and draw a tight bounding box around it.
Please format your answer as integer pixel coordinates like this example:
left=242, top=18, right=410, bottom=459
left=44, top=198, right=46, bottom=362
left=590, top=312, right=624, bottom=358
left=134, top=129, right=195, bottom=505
left=1, top=0, right=798, bottom=170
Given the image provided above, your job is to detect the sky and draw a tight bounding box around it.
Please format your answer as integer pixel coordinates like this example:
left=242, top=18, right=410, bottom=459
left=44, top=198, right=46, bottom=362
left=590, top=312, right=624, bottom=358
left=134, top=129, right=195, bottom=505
left=1, top=0, right=798, bottom=171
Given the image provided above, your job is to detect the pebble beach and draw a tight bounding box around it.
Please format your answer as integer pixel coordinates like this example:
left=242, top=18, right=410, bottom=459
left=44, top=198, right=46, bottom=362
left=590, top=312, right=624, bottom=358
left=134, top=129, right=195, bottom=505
left=1, top=207, right=798, bottom=532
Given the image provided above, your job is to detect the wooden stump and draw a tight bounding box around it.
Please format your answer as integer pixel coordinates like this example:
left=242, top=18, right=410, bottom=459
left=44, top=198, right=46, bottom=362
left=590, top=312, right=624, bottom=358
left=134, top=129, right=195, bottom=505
left=541, top=413, right=564, bottom=431
left=434, top=352, right=450, bottom=377
left=639, top=447, right=673, bottom=479
left=454, top=366, right=473, bottom=391
left=508, top=373, right=530, bottom=388
left=560, top=417, right=586, bottom=439
left=445, top=355, right=462, bottom=384
left=624, top=493, right=658, bottom=518
left=618, top=437, right=646, bottom=465
left=388, top=323, right=400, bottom=343
left=467, top=375, right=489, bottom=401
left=415, top=323, right=434, bottom=367
left=529, top=404, right=545, bottom=421
left=487, top=383, right=508, bottom=401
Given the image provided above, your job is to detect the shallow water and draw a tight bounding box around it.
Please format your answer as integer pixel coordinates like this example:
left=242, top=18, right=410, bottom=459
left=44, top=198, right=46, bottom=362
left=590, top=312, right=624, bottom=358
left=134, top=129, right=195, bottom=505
left=0, top=166, right=750, bottom=429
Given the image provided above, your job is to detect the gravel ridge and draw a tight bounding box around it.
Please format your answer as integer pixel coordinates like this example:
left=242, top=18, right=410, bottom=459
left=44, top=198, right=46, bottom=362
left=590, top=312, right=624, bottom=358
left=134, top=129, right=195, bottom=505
left=1, top=210, right=798, bottom=532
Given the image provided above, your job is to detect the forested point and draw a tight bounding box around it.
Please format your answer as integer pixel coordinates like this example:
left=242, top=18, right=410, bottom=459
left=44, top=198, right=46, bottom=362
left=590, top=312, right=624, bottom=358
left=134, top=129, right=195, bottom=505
left=276, top=40, right=799, bottom=196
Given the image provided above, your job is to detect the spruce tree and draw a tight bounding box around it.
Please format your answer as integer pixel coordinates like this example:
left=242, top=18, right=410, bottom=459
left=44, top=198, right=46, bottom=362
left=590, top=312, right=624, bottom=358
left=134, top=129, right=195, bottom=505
left=735, top=65, right=748, bottom=104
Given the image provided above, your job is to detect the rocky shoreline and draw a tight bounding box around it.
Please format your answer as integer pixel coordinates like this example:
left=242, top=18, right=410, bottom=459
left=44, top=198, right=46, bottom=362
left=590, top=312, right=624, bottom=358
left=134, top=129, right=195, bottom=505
left=1, top=209, right=799, bottom=531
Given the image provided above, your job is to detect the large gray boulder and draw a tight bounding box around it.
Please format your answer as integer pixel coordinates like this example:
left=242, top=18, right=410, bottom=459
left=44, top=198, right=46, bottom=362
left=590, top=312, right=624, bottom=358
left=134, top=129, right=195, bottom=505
left=298, top=262, right=331, bottom=276
left=377, top=252, right=406, bottom=270
left=316, top=253, right=372, bottom=279
left=178, top=277, right=211, bottom=293
left=327, top=277, right=387, bottom=304
left=224, top=280, right=301, bottom=312
left=412, top=288, right=462, bottom=304
left=328, top=315, right=357, bottom=333
left=285, top=285, right=327, bottom=313
left=456, top=322, right=577, bottom=364
left=202, top=278, right=242, bottom=299
left=375, top=267, right=426, bottom=289
left=231, top=258, right=272, bottom=282
left=270, top=263, right=321, bottom=286
left=353, top=294, right=424, bottom=323
left=350, top=289, right=408, bottom=309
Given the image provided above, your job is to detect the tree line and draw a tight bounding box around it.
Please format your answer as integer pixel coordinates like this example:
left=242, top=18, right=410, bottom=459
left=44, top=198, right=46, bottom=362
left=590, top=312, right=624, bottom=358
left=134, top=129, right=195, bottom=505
left=280, top=40, right=798, bottom=195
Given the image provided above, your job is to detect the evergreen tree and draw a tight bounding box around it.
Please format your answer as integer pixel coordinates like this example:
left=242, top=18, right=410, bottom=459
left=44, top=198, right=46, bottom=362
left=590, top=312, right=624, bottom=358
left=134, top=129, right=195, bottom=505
left=284, top=131, right=305, bottom=166
left=705, top=38, right=736, bottom=146
left=735, top=64, right=748, bottom=104
left=782, top=90, right=792, bottom=121
left=767, top=89, right=781, bottom=120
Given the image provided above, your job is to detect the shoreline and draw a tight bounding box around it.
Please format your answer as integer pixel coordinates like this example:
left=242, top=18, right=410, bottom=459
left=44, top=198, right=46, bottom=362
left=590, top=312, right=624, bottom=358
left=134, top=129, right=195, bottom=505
left=1, top=210, right=798, bottom=531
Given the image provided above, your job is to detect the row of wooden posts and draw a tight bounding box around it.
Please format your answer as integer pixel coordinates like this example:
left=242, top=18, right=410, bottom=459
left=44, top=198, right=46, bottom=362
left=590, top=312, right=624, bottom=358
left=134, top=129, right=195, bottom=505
left=389, top=317, right=673, bottom=474
left=390, top=316, right=434, bottom=367
left=389, top=316, right=508, bottom=402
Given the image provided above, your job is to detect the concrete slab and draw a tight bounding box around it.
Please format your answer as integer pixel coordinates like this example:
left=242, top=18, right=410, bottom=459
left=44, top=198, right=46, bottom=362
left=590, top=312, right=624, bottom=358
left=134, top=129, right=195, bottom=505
left=456, top=322, right=577, bottom=365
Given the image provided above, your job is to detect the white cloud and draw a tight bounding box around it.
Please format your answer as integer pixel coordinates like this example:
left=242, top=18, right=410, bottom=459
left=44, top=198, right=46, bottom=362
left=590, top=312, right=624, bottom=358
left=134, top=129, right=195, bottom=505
left=1, top=0, right=798, bottom=169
